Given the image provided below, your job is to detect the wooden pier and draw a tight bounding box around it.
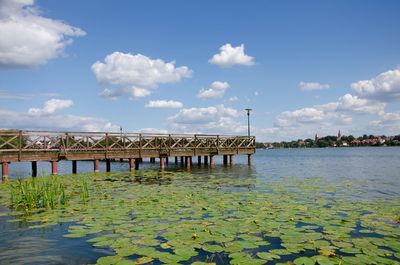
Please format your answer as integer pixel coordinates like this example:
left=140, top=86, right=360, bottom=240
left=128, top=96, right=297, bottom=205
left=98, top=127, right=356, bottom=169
left=0, top=130, right=256, bottom=180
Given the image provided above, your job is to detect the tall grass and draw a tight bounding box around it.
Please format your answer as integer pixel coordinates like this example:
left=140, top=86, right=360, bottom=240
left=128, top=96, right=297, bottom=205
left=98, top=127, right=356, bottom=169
left=80, top=177, right=89, bottom=204
left=10, top=175, right=66, bottom=211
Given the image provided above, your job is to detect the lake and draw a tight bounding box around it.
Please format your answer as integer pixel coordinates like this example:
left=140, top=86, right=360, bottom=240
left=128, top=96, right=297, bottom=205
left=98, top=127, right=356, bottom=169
left=0, top=147, right=399, bottom=264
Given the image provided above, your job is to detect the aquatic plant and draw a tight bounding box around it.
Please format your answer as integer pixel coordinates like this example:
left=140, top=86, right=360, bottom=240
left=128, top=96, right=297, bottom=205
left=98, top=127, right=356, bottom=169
left=1, top=170, right=399, bottom=264
left=9, top=176, right=66, bottom=211
left=80, top=176, right=89, bottom=204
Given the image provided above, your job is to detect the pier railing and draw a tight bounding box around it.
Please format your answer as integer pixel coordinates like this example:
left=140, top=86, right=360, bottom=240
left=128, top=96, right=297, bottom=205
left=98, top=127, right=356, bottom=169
left=0, top=130, right=255, bottom=160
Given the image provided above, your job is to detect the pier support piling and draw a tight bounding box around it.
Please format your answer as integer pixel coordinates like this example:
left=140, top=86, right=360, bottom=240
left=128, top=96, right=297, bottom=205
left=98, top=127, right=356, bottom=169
left=223, top=155, right=228, bottom=165
left=185, top=156, right=191, bottom=170
left=204, top=156, right=208, bottom=165
left=31, top=161, right=37, bottom=177
left=94, top=159, right=99, bottom=173
left=129, top=158, right=135, bottom=171
left=247, top=154, right=252, bottom=165
left=51, top=161, right=58, bottom=175
left=106, top=159, right=111, bottom=172
left=174, top=156, right=178, bottom=165
left=135, top=158, right=140, bottom=170
left=72, top=160, right=77, bottom=174
left=160, top=157, right=165, bottom=170
left=2, top=162, right=9, bottom=181
left=198, top=156, right=201, bottom=165
left=210, top=155, right=215, bottom=168
left=229, top=155, right=234, bottom=165
left=166, top=157, right=169, bottom=165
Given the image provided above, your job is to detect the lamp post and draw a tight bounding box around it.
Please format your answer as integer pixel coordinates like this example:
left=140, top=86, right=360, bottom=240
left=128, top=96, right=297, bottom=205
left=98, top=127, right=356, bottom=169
left=245, top=108, right=252, bottom=137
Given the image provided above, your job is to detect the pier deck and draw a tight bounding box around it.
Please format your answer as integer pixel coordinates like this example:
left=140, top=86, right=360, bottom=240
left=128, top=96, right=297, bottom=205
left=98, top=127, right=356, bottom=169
left=0, top=130, right=256, bottom=180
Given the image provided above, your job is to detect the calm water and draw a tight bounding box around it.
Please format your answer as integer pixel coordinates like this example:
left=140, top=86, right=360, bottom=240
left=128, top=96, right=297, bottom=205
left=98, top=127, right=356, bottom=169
left=1, top=147, right=399, bottom=264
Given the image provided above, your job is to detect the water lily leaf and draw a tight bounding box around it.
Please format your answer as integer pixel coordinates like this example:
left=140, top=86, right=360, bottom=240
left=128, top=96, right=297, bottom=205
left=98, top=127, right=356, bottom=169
left=97, top=255, right=123, bottom=265
left=230, top=255, right=265, bottom=265
left=319, top=248, right=336, bottom=257
left=160, top=243, right=172, bottom=249
left=174, top=247, right=198, bottom=260
left=256, top=252, right=280, bottom=261
left=201, top=244, right=224, bottom=253
left=134, top=256, right=153, bottom=264
left=293, top=256, right=315, bottom=265
left=312, top=255, right=336, bottom=265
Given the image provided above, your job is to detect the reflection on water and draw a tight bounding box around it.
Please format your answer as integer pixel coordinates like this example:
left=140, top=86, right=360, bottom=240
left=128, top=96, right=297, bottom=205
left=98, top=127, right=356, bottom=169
left=0, top=206, right=113, bottom=265
left=0, top=147, right=399, bottom=264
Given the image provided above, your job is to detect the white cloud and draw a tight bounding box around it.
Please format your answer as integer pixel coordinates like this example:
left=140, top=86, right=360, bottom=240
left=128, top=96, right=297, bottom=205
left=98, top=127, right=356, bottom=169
left=0, top=0, right=85, bottom=68
left=264, top=91, right=393, bottom=141
left=197, top=81, right=230, bottom=99
left=336, top=94, right=385, bottom=114
left=1, top=103, right=118, bottom=132
left=299, top=81, right=330, bottom=91
left=167, top=104, right=244, bottom=134
left=145, top=100, right=183, bottom=109
left=369, top=112, right=400, bottom=135
left=99, top=87, right=151, bottom=100
left=209, top=43, right=254, bottom=67
left=28, top=98, right=73, bottom=115
left=228, top=96, right=239, bottom=102
left=92, top=52, right=192, bottom=99
left=137, top=128, right=169, bottom=134
left=0, top=90, right=30, bottom=100
left=351, top=68, right=400, bottom=101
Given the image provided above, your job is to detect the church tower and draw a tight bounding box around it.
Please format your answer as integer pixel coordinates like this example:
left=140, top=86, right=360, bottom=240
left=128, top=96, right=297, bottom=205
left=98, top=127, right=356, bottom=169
left=337, top=130, right=341, bottom=140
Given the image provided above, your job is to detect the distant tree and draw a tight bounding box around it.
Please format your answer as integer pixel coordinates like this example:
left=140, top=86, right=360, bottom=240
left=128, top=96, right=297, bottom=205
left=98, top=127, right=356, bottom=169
left=255, top=142, right=265, bottom=149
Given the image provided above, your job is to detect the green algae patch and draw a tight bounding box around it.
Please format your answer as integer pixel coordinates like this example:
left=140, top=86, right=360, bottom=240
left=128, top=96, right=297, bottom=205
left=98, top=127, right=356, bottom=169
left=0, top=170, right=399, bottom=265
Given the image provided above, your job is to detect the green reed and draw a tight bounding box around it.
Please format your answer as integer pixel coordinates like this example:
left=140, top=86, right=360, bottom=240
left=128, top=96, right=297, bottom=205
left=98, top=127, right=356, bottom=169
left=10, top=175, right=66, bottom=211
left=80, top=177, right=89, bottom=204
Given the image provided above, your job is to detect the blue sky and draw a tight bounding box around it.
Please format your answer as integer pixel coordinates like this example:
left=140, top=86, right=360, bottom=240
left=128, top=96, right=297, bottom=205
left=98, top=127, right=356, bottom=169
left=1, top=0, right=400, bottom=141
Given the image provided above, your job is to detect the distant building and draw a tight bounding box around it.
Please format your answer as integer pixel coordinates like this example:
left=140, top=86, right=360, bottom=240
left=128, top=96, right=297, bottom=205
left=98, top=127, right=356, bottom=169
left=337, top=130, right=341, bottom=140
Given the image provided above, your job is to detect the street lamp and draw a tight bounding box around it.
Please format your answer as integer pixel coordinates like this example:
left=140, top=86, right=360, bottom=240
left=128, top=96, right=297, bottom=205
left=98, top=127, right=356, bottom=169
left=245, top=108, right=252, bottom=137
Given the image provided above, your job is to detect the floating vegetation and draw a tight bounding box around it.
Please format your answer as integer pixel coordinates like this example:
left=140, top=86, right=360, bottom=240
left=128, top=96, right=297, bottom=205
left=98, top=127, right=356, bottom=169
left=0, top=170, right=399, bottom=264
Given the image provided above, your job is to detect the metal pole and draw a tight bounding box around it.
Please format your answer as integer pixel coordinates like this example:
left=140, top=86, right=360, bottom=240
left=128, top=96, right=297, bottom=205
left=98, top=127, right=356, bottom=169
left=245, top=108, right=252, bottom=137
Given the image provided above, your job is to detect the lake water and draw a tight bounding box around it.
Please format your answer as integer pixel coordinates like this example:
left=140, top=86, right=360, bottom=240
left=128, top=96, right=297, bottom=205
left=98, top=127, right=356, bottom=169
left=0, top=147, right=399, bottom=264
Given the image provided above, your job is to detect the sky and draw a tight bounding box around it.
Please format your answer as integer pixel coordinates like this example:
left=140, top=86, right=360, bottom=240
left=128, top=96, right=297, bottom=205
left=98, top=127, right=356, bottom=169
left=1, top=0, right=400, bottom=142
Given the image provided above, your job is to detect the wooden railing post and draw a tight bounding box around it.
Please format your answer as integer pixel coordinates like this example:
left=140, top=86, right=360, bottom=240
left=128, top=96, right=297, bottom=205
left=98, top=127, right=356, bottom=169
left=194, top=135, right=197, bottom=155
left=18, top=130, right=22, bottom=161
left=139, top=133, right=142, bottom=158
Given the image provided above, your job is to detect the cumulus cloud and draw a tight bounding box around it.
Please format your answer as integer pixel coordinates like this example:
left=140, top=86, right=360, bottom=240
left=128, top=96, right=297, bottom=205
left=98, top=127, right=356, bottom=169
left=28, top=98, right=73, bottom=115
left=335, top=94, right=386, bottom=114
left=299, top=81, right=330, bottom=91
left=274, top=93, right=386, bottom=129
left=228, top=96, right=239, bottom=102
left=0, top=0, right=85, bottom=68
left=1, top=100, right=118, bottom=132
left=369, top=112, right=400, bottom=135
left=197, top=81, right=230, bottom=99
left=209, top=44, right=254, bottom=67
left=145, top=100, right=183, bottom=109
left=99, top=87, right=151, bottom=100
left=351, top=68, right=400, bottom=101
left=92, top=52, right=192, bottom=100
left=167, top=104, right=244, bottom=134
left=268, top=92, right=392, bottom=141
